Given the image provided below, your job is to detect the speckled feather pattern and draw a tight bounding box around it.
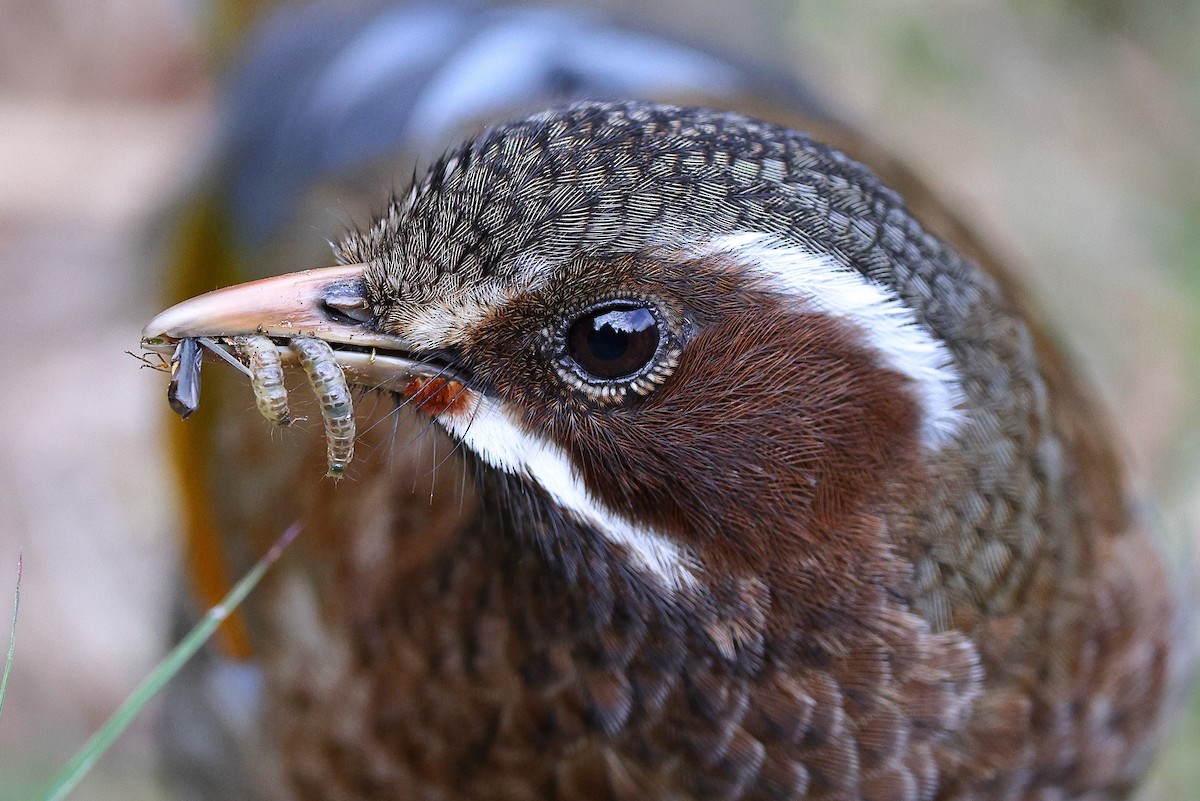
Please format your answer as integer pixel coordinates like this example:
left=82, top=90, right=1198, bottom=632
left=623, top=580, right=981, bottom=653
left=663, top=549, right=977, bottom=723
left=265, top=443, right=985, bottom=801
left=259, top=427, right=1174, bottom=801
left=168, top=101, right=1187, bottom=801
left=294, top=102, right=1183, bottom=798
left=333, top=101, right=1123, bottom=645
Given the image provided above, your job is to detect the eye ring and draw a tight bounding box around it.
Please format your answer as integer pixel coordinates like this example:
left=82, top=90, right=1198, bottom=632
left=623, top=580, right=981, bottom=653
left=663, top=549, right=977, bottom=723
left=554, top=298, right=680, bottom=402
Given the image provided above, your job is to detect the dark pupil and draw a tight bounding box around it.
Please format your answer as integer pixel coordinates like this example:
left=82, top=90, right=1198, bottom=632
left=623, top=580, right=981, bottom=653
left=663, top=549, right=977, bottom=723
left=568, top=305, right=660, bottom=381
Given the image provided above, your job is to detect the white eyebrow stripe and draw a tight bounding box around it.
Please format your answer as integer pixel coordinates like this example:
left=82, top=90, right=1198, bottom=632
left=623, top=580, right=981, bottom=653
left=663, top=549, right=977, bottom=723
left=703, top=232, right=966, bottom=450
left=438, top=394, right=700, bottom=591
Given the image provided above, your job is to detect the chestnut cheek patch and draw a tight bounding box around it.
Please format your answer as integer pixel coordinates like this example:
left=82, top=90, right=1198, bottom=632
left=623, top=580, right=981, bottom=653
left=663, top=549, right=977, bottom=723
left=701, top=232, right=967, bottom=450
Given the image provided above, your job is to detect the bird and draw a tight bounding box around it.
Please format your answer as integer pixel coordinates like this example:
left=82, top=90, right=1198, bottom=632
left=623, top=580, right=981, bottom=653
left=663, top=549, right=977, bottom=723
left=142, top=5, right=1196, bottom=800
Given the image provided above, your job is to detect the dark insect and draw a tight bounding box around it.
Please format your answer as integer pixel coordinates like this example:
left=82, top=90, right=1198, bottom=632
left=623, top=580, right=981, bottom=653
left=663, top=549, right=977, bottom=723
left=167, top=337, right=202, bottom=419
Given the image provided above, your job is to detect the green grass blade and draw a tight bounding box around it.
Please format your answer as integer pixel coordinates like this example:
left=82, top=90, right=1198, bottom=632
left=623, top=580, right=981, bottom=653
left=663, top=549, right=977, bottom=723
left=0, top=553, right=21, bottom=724
left=41, top=522, right=302, bottom=801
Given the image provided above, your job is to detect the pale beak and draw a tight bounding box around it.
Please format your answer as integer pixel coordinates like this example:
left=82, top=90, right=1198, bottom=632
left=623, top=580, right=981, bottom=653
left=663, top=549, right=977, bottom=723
left=141, top=264, right=434, bottom=391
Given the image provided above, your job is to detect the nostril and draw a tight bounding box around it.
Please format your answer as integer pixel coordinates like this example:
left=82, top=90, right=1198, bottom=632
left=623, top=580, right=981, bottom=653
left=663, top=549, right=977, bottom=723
left=321, top=295, right=374, bottom=325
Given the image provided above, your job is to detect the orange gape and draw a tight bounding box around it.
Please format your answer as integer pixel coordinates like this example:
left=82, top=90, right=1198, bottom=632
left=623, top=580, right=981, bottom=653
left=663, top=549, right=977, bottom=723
left=400, top=376, right=471, bottom=418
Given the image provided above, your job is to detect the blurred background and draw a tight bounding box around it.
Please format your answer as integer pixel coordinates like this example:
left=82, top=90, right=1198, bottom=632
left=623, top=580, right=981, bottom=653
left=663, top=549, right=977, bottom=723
left=0, top=0, right=1197, bottom=798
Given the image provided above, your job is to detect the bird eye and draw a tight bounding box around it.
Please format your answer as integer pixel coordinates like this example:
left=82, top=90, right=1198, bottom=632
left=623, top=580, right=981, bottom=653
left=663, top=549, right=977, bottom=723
left=566, top=302, right=661, bottom=382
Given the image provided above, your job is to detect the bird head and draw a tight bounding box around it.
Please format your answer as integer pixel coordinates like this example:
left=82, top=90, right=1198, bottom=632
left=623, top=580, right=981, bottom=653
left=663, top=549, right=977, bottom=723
left=143, top=101, right=974, bottom=661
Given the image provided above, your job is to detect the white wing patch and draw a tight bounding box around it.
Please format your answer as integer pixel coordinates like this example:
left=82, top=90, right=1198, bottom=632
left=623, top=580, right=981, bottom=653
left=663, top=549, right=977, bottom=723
left=438, top=394, right=700, bottom=591
left=703, top=232, right=966, bottom=450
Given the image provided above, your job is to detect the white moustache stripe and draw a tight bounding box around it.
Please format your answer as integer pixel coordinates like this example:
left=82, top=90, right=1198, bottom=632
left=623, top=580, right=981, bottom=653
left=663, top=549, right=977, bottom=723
left=438, top=395, right=700, bottom=591
left=704, top=232, right=967, bottom=450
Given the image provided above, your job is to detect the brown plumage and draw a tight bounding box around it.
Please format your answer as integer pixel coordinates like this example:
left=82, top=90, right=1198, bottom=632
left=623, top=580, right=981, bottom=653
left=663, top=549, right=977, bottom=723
left=143, top=12, right=1194, bottom=801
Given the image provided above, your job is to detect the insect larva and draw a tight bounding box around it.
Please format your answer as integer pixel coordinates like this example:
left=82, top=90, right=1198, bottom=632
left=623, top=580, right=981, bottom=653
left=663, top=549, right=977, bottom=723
left=167, top=337, right=202, bottom=419
left=291, top=336, right=355, bottom=477
left=234, top=335, right=293, bottom=426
